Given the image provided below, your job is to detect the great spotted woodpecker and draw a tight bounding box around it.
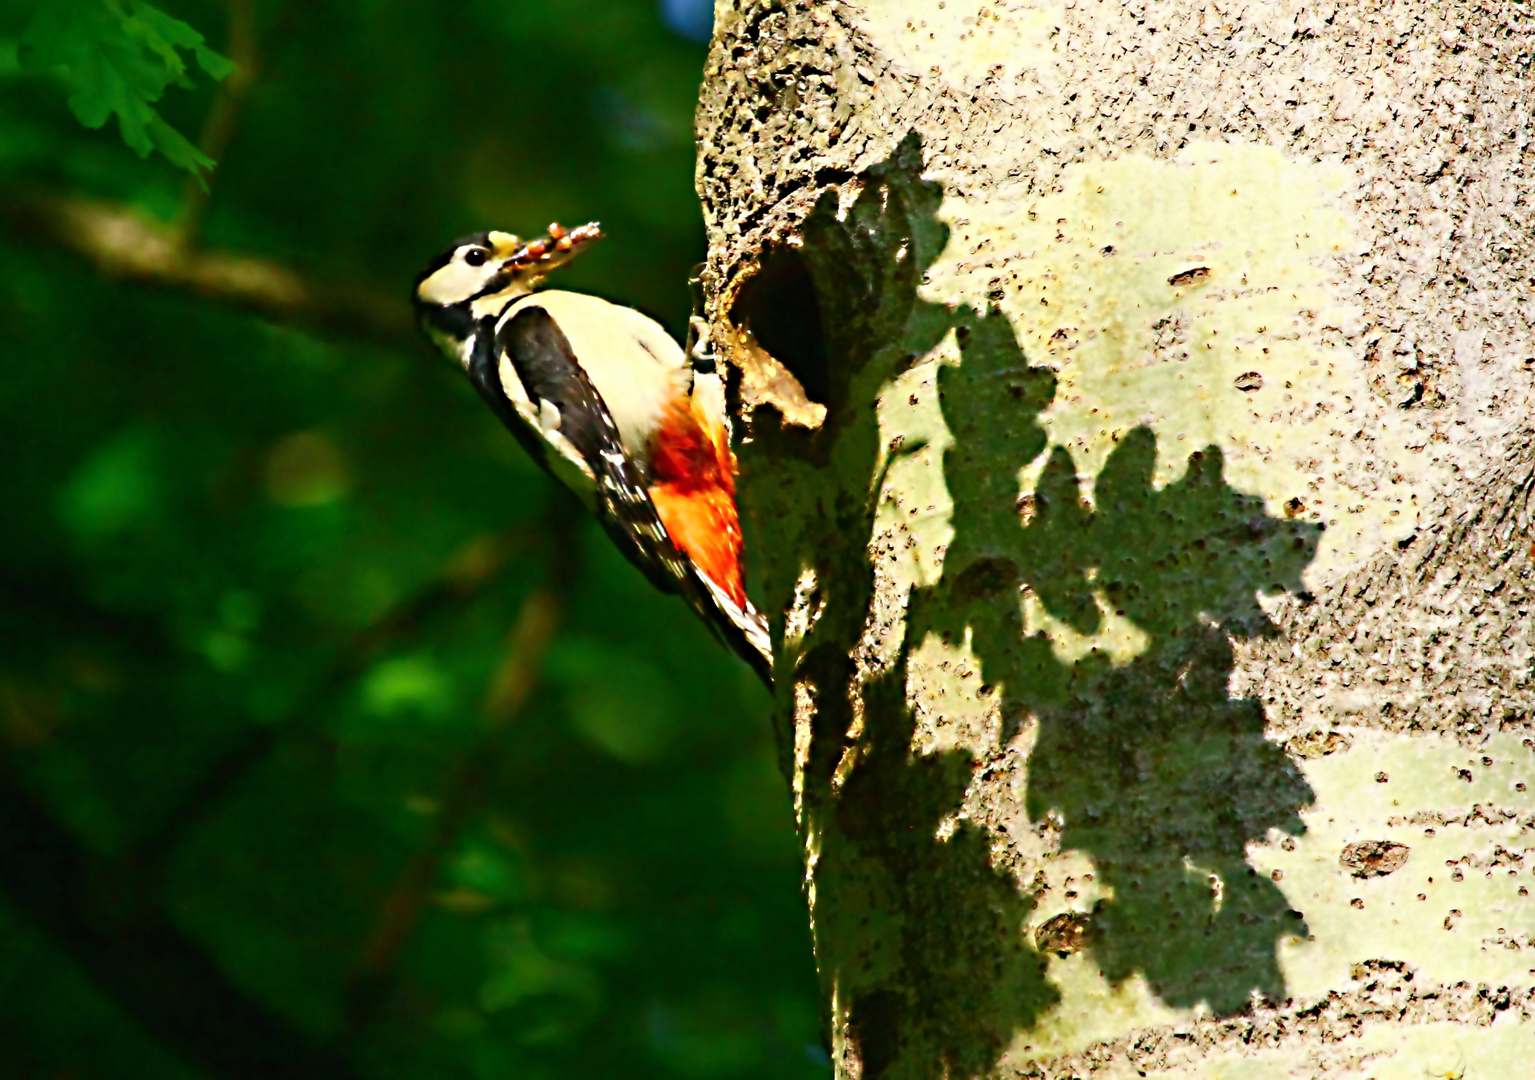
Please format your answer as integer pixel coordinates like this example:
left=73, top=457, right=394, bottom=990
left=413, top=223, right=772, bottom=685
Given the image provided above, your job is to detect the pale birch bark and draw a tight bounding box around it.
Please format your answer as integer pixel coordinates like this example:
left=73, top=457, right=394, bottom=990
left=695, top=2, right=1535, bottom=1076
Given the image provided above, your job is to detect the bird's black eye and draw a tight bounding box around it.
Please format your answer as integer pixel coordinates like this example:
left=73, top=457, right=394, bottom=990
left=464, top=248, right=489, bottom=267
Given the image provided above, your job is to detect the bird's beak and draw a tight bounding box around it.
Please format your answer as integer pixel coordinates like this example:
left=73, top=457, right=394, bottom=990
left=468, top=222, right=603, bottom=319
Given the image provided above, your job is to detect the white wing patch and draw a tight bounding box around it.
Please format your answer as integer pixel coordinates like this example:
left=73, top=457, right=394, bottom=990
left=497, top=354, right=597, bottom=498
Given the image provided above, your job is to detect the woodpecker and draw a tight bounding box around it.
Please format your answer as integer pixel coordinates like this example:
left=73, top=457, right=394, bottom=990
left=413, top=223, right=772, bottom=685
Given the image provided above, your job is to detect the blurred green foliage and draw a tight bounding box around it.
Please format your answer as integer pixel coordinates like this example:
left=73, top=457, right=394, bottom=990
left=20, top=0, right=232, bottom=179
left=0, top=1, right=824, bottom=1078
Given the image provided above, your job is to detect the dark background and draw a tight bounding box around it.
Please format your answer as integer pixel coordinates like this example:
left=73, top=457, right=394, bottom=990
left=0, top=1, right=823, bottom=1077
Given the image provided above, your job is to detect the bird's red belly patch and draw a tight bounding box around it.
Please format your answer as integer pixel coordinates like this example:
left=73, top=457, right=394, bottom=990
left=648, top=400, right=746, bottom=608
left=650, top=486, right=746, bottom=608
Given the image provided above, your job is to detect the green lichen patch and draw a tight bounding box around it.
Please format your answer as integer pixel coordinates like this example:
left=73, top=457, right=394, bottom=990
left=859, top=0, right=1065, bottom=90
left=1249, top=728, right=1535, bottom=1000
left=920, top=143, right=1436, bottom=597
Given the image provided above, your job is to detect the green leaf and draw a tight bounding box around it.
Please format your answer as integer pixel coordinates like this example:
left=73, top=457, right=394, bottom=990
left=194, top=43, right=235, bottom=81
left=147, top=110, right=215, bottom=174
left=18, top=0, right=233, bottom=181
left=360, top=655, right=456, bottom=721
left=56, top=425, right=164, bottom=540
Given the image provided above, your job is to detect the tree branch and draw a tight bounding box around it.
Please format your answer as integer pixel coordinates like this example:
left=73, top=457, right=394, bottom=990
left=345, top=500, right=582, bottom=1036
left=1, top=189, right=414, bottom=350
left=177, top=0, right=265, bottom=245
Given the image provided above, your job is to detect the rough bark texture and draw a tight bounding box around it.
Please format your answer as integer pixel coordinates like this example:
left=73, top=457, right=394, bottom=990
left=695, top=1, right=1535, bottom=1076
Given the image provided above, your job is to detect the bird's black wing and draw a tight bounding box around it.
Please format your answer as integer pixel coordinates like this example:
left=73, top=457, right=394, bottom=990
left=464, top=314, right=547, bottom=465
left=491, top=305, right=687, bottom=595
left=493, top=306, right=773, bottom=685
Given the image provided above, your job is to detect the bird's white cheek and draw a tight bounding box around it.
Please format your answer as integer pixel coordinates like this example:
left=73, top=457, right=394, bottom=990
left=418, top=261, right=486, bottom=307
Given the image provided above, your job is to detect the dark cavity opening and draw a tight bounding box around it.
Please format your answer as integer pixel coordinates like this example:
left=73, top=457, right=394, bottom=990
left=731, top=246, right=830, bottom=405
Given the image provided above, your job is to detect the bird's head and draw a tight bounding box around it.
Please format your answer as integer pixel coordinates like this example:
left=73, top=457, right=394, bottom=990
left=413, top=222, right=601, bottom=365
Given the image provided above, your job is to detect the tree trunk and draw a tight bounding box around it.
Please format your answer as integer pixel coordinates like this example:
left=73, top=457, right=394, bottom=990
left=695, top=1, right=1535, bottom=1076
